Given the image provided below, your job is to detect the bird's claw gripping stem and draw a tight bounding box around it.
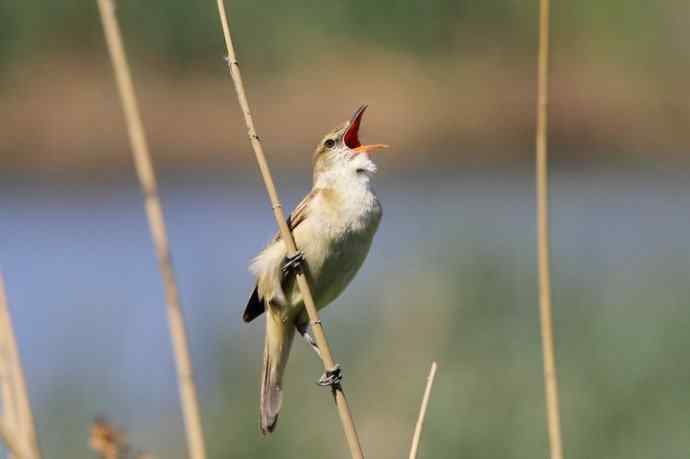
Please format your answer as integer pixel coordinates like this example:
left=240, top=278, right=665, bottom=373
left=317, top=364, right=342, bottom=387
left=281, top=251, right=305, bottom=275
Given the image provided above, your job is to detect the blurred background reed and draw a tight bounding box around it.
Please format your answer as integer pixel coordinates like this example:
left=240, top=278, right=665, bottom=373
left=1, top=1, right=689, bottom=458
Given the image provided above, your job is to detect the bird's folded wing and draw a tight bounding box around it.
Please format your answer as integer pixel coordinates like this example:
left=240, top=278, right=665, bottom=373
left=270, top=188, right=319, bottom=243
left=243, top=188, right=320, bottom=323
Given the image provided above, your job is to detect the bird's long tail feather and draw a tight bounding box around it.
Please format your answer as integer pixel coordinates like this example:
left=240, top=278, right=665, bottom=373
left=260, top=308, right=295, bottom=434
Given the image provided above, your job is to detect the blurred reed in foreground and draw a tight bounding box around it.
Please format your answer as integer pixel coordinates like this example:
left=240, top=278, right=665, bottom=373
left=97, top=1, right=206, bottom=457
left=0, top=273, right=41, bottom=459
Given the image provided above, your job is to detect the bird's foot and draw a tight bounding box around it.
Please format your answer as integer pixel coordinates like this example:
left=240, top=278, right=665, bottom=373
left=317, top=364, right=342, bottom=387
left=281, top=251, right=305, bottom=275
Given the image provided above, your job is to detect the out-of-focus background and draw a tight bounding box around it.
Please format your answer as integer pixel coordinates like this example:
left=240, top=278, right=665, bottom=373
left=1, top=1, right=689, bottom=458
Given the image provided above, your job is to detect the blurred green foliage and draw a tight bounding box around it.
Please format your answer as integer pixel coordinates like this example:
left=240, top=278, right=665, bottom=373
left=0, top=0, right=681, bottom=74
left=32, top=242, right=690, bottom=458
left=204, top=246, right=690, bottom=459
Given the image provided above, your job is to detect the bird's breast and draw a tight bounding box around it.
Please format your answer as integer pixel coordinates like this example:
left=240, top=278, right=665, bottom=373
left=301, top=187, right=381, bottom=309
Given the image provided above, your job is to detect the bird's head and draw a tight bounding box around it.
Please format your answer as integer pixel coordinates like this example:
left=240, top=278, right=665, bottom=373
left=312, top=105, right=388, bottom=183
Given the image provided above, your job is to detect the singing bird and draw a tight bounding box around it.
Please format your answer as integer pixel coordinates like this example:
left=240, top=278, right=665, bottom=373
left=243, top=105, right=387, bottom=434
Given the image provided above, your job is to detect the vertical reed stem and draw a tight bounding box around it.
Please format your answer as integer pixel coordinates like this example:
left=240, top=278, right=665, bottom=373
left=1, top=342, right=18, bottom=459
left=408, top=362, right=437, bottom=459
left=0, top=418, right=27, bottom=459
left=96, top=2, right=207, bottom=458
left=214, top=1, right=364, bottom=457
left=536, top=0, right=564, bottom=458
left=0, top=274, right=41, bottom=459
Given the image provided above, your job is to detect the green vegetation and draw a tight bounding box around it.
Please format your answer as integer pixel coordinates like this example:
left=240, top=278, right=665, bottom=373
left=33, top=240, right=690, bottom=458
left=0, top=1, right=681, bottom=74
left=212, top=247, right=690, bottom=458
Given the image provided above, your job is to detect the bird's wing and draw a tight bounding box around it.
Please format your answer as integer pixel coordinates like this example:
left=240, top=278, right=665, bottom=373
left=271, top=188, right=318, bottom=243
left=243, top=189, right=320, bottom=323
left=243, top=286, right=263, bottom=322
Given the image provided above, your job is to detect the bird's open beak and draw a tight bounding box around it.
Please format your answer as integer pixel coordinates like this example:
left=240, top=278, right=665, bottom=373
left=344, top=105, right=389, bottom=154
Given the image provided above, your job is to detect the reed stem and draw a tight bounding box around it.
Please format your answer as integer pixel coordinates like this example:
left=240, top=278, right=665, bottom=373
left=536, top=0, right=564, bottom=458
left=408, top=362, right=437, bottom=459
left=214, top=1, right=364, bottom=457
left=0, top=418, right=28, bottom=459
left=0, top=274, right=41, bottom=459
left=96, top=2, right=207, bottom=458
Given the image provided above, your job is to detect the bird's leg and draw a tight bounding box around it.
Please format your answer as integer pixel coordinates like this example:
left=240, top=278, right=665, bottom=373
left=296, top=323, right=342, bottom=387
left=295, top=322, right=321, bottom=357
left=281, top=251, right=305, bottom=275
left=317, top=364, right=342, bottom=388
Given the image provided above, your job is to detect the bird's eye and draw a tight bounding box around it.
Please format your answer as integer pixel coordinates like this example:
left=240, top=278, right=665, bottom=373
left=324, top=139, right=336, bottom=148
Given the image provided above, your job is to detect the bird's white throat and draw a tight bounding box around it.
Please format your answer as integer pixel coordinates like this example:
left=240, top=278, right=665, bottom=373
left=313, top=153, right=380, bottom=236
left=315, top=153, right=377, bottom=188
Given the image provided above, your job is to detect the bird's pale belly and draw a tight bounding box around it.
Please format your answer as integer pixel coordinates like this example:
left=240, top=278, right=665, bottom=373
left=310, top=231, right=374, bottom=309
left=285, top=206, right=380, bottom=320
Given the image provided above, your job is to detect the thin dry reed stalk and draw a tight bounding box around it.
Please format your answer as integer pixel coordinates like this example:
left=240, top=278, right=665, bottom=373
left=96, top=2, right=207, bottom=458
left=0, top=418, right=27, bottom=459
left=0, top=274, right=41, bottom=459
left=214, top=1, right=364, bottom=457
left=1, top=343, right=18, bottom=459
left=408, top=362, right=437, bottom=459
left=535, top=0, right=564, bottom=458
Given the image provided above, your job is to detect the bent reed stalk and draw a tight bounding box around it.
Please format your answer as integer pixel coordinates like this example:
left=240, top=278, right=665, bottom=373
left=0, top=418, right=28, bottom=459
left=408, top=362, right=437, bottom=459
left=1, top=335, right=18, bottom=459
left=0, top=274, right=41, bottom=459
left=96, top=2, right=207, bottom=458
left=214, top=1, right=365, bottom=457
left=535, top=0, right=565, bottom=458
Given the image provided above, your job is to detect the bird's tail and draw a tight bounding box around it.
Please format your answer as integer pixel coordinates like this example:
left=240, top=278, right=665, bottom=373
left=260, top=309, right=295, bottom=435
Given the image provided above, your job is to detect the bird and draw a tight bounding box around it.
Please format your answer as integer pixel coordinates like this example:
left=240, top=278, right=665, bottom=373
left=243, top=105, right=387, bottom=434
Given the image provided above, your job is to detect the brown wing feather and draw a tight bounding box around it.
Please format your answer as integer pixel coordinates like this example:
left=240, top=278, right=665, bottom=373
left=271, top=188, right=317, bottom=242
left=242, top=189, right=319, bottom=323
